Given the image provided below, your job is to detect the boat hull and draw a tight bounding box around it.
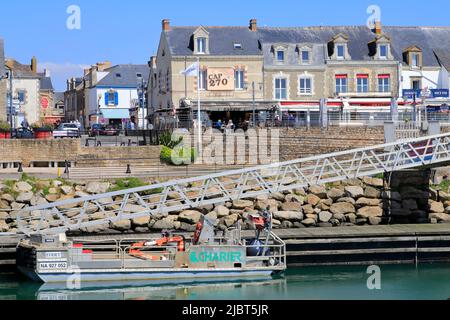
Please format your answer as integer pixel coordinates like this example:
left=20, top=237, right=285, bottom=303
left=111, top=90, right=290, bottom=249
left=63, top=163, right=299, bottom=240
left=19, top=266, right=279, bottom=284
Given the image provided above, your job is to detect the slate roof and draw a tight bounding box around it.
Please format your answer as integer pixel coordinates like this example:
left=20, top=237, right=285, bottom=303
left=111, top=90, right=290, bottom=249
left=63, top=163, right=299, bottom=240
left=0, top=39, right=5, bottom=77
left=165, top=26, right=262, bottom=56
left=4, top=59, right=39, bottom=78
left=39, top=76, right=54, bottom=91
left=96, top=64, right=150, bottom=88
left=164, top=25, right=450, bottom=67
left=54, top=92, right=65, bottom=103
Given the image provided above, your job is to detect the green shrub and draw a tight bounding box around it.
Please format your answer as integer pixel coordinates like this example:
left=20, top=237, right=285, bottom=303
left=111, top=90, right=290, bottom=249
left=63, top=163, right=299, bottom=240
left=0, top=121, right=11, bottom=132
left=159, top=132, right=183, bottom=149
left=161, top=146, right=197, bottom=166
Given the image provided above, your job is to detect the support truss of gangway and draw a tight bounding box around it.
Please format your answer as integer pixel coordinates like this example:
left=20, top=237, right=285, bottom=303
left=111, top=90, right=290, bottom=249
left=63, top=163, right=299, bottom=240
left=16, top=133, right=450, bottom=236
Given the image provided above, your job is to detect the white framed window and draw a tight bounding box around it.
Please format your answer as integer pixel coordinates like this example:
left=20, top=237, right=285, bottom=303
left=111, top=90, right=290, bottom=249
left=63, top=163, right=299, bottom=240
left=356, top=75, right=369, bottom=93
left=274, top=77, right=287, bottom=100
left=301, top=50, right=310, bottom=64
left=378, top=75, right=391, bottom=92
left=235, top=69, right=244, bottom=90
left=197, top=37, right=207, bottom=54
left=379, top=44, right=388, bottom=59
left=199, top=70, right=207, bottom=90
left=335, top=75, right=348, bottom=93
left=276, top=50, right=285, bottom=63
left=336, top=45, right=345, bottom=59
left=411, top=53, right=420, bottom=67
left=298, top=75, right=313, bottom=95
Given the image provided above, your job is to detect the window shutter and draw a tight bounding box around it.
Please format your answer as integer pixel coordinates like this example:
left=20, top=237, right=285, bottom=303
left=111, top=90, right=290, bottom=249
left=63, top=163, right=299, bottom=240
left=105, top=93, right=108, bottom=105
left=114, top=92, right=119, bottom=105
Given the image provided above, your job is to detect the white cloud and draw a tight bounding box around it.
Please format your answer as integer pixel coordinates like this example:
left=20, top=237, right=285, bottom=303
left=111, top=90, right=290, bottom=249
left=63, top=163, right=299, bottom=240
left=38, top=62, right=90, bottom=91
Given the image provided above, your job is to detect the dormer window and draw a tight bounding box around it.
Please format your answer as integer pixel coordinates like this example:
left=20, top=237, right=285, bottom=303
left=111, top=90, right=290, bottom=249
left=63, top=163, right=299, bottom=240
left=411, top=53, right=420, bottom=67
left=197, top=37, right=207, bottom=54
left=379, top=44, right=388, bottom=59
left=337, top=45, right=345, bottom=59
left=276, top=50, right=285, bottom=63
left=403, top=46, right=422, bottom=68
left=233, top=42, right=243, bottom=50
left=301, top=50, right=310, bottom=64
left=193, top=27, right=210, bottom=55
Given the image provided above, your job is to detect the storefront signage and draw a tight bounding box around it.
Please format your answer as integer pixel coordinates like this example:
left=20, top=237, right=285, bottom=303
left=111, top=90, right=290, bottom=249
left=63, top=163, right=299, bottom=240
left=206, top=68, right=235, bottom=91
left=431, top=89, right=449, bottom=98
left=403, top=89, right=421, bottom=99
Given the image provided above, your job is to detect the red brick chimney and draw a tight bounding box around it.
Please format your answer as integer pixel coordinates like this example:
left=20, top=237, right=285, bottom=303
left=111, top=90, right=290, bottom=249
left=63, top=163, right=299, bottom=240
left=162, top=19, right=170, bottom=31
left=249, top=19, right=257, bottom=32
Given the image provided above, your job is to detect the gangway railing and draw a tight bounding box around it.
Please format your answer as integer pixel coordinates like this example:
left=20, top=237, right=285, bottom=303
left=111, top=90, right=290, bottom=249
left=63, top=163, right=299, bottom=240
left=16, top=132, right=450, bottom=236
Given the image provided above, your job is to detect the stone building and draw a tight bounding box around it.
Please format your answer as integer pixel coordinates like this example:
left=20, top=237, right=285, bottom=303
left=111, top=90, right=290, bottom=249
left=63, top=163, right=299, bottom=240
left=148, top=19, right=275, bottom=129
left=64, top=77, right=85, bottom=126
left=0, top=39, right=6, bottom=122
left=148, top=19, right=450, bottom=127
left=4, top=57, right=41, bottom=126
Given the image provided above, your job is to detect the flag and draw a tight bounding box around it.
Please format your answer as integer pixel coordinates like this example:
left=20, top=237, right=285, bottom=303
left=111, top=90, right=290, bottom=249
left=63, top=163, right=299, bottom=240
left=180, top=62, right=199, bottom=77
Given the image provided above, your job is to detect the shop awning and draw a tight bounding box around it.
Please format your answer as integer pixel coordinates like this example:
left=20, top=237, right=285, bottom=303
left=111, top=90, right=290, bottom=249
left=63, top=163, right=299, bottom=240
left=100, top=108, right=130, bottom=119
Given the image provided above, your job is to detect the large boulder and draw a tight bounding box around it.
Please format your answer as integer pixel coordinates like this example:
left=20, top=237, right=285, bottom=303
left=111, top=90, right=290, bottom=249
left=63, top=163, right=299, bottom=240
left=16, top=192, right=34, bottom=203
left=356, top=198, right=381, bottom=207
left=0, top=200, right=10, bottom=210
left=86, top=182, right=110, bottom=194
left=132, top=216, right=151, bottom=228
left=224, top=214, right=239, bottom=227
left=318, top=211, right=333, bottom=223
left=281, top=202, right=303, bottom=212
left=30, top=196, right=48, bottom=207
left=284, top=194, right=304, bottom=204
left=364, top=187, right=381, bottom=199
left=327, top=188, right=345, bottom=200
left=306, top=194, right=321, bottom=206
left=61, top=186, right=74, bottom=195
left=178, top=210, right=202, bottom=224
left=402, top=199, right=418, bottom=211
left=345, top=186, right=364, bottom=199
left=309, top=185, right=327, bottom=199
left=270, top=193, right=285, bottom=201
left=273, top=211, right=304, bottom=222
left=363, top=176, right=384, bottom=188
left=232, top=200, right=254, bottom=210
left=0, top=221, right=10, bottom=232
left=151, top=217, right=177, bottom=230
left=357, top=206, right=383, bottom=218
left=429, top=212, right=450, bottom=222
left=110, top=219, right=131, bottom=231
left=15, top=181, right=33, bottom=193
left=1, top=194, right=15, bottom=203
left=301, top=218, right=316, bottom=227
left=430, top=201, right=445, bottom=214
left=123, top=204, right=147, bottom=214
left=330, top=202, right=356, bottom=215
left=215, top=205, right=230, bottom=218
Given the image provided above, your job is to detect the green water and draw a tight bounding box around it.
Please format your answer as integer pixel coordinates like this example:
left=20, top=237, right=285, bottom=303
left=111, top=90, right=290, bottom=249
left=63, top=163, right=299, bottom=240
left=1, top=264, right=450, bottom=300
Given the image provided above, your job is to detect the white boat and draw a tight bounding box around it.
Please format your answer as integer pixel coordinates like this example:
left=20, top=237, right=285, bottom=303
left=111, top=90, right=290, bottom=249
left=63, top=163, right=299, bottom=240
left=16, top=212, right=286, bottom=284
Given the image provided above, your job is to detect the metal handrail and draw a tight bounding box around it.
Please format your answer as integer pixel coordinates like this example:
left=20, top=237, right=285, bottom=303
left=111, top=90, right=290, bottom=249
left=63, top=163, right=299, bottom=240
left=16, top=132, right=450, bottom=235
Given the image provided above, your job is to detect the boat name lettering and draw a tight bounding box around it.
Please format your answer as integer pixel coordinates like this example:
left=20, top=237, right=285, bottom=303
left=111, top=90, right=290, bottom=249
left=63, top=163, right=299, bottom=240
left=190, top=251, right=242, bottom=264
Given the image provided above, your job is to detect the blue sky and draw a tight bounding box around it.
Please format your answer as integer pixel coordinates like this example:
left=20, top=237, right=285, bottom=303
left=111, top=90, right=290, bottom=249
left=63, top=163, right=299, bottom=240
left=1, top=0, right=449, bottom=91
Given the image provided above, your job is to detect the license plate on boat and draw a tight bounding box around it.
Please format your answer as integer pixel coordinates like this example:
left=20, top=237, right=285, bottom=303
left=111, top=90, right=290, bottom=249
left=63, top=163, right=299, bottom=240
left=38, top=262, right=68, bottom=270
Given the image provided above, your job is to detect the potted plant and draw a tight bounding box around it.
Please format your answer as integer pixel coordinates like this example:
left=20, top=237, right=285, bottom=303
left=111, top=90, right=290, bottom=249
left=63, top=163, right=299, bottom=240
left=0, top=121, right=11, bottom=139
left=32, top=123, right=53, bottom=139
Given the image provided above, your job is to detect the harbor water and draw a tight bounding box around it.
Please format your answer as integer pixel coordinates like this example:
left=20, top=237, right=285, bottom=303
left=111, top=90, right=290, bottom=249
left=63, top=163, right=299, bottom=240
left=1, top=263, right=450, bottom=300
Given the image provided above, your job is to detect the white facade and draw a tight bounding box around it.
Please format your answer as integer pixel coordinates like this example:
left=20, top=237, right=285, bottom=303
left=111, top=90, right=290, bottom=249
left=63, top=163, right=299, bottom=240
left=87, top=86, right=140, bottom=126
left=8, top=77, right=40, bottom=126
left=400, top=65, right=450, bottom=100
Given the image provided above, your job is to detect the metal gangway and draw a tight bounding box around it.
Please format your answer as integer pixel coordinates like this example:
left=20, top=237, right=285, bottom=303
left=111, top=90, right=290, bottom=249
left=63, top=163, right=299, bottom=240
left=16, top=132, right=450, bottom=236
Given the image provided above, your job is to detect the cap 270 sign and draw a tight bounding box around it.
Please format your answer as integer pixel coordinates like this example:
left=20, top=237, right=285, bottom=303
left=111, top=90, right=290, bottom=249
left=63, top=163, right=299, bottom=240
left=207, top=68, right=235, bottom=91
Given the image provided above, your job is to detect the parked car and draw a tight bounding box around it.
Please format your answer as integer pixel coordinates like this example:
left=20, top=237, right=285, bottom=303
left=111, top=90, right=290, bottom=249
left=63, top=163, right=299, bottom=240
left=101, top=125, right=120, bottom=136
left=53, top=123, right=80, bottom=139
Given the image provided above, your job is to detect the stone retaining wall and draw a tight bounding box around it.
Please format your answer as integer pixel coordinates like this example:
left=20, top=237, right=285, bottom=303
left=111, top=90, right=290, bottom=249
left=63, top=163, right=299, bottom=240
left=0, top=139, right=161, bottom=167
left=1, top=171, right=449, bottom=235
